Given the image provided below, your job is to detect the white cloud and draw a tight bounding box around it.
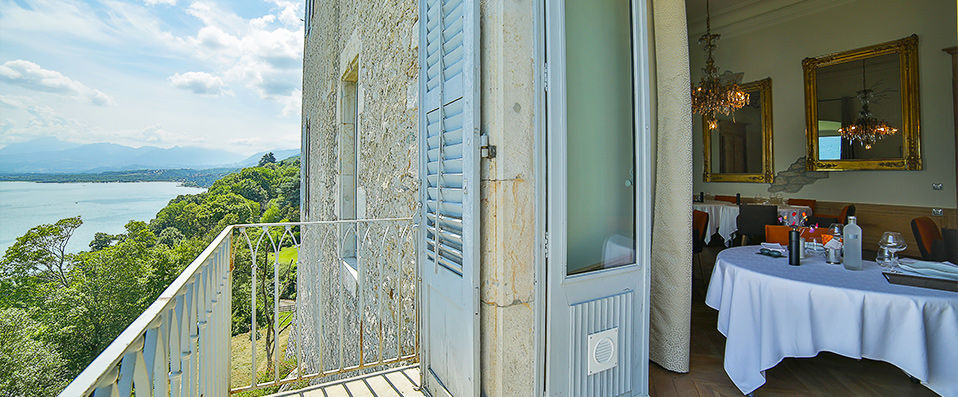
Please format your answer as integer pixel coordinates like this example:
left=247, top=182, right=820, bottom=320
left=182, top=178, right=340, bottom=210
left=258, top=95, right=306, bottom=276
left=169, top=71, right=225, bottom=95
left=0, top=0, right=304, bottom=154
left=179, top=1, right=303, bottom=111
left=0, top=60, right=115, bottom=106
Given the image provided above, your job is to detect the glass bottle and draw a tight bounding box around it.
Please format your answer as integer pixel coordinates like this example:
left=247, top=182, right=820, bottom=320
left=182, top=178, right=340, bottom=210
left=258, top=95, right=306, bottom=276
left=843, top=216, right=862, bottom=270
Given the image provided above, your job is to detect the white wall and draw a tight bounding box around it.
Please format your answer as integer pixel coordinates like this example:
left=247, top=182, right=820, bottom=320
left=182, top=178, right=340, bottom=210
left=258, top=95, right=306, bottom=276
left=689, top=0, right=957, bottom=208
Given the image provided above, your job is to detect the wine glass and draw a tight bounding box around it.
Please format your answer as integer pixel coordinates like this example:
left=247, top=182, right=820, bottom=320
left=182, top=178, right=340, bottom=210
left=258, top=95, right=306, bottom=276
left=877, top=232, right=907, bottom=269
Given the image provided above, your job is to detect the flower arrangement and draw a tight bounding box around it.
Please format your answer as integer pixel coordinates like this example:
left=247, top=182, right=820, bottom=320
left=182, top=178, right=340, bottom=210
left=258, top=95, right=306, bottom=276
left=779, top=211, right=818, bottom=234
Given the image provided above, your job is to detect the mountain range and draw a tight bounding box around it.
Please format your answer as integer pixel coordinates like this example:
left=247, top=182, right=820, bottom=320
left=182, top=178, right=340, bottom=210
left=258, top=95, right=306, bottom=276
left=0, top=137, right=298, bottom=174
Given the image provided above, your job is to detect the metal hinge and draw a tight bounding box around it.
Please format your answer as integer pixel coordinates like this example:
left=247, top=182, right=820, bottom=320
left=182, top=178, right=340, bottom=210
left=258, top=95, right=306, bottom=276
left=543, top=62, right=550, bottom=92
left=543, top=231, right=550, bottom=259
left=479, top=131, right=496, bottom=159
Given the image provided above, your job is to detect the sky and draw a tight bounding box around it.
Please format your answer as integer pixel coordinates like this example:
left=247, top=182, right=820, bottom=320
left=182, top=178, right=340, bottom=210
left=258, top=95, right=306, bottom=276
left=0, top=0, right=304, bottom=155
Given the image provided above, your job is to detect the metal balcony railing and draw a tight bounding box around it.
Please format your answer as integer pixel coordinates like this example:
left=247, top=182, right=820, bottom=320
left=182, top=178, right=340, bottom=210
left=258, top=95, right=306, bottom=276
left=58, top=218, right=419, bottom=396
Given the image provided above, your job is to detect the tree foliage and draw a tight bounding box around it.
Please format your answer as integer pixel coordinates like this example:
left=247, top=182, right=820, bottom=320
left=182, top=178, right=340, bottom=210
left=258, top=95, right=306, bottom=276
left=0, top=308, right=68, bottom=396
left=259, top=152, right=277, bottom=166
left=0, top=158, right=302, bottom=394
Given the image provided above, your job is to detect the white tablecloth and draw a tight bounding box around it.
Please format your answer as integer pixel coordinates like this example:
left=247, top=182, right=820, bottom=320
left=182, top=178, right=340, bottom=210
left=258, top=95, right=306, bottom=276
left=693, top=201, right=740, bottom=245
left=706, top=246, right=958, bottom=396
left=692, top=201, right=812, bottom=245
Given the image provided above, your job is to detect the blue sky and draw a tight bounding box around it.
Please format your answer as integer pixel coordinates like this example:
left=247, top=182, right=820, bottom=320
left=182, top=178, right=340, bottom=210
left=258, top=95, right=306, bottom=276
left=0, top=0, right=303, bottom=155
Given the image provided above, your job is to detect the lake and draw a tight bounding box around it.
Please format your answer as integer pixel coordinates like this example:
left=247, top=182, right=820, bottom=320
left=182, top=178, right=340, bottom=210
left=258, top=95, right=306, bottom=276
left=0, top=182, right=206, bottom=253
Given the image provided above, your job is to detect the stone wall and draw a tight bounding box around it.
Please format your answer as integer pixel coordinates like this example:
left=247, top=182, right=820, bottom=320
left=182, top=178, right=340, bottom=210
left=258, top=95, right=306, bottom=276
left=300, top=0, right=420, bottom=378
left=476, top=0, right=538, bottom=395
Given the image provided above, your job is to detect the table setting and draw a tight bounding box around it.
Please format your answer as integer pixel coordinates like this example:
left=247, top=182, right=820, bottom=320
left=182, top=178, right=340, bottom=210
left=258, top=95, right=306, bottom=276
left=705, top=227, right=958, bottom=396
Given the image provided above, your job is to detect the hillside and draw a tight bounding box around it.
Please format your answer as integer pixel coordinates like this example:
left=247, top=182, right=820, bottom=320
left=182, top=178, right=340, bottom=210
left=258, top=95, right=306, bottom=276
left=0, top=137, right=297, bottom=174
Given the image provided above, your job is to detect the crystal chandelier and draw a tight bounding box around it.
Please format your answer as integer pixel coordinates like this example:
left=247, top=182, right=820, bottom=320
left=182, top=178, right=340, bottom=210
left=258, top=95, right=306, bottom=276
left=691, top=0, right=749, bottom=130
left=837, top=60, right=899, bottom=150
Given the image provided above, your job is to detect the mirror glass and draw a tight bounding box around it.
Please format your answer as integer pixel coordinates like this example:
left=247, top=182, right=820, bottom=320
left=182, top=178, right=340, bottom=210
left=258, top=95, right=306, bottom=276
left=709, top=89, right=764, bottom=173
left=815, top=53, right=903, bottom=160
left=702, top=78, right=773, bottom=183
left=803, top=35, right=920, bottom=171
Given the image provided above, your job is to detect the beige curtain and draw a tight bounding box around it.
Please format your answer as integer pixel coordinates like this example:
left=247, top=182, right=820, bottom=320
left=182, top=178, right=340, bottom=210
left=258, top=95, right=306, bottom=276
left=649, top=0, right=693, bottom=373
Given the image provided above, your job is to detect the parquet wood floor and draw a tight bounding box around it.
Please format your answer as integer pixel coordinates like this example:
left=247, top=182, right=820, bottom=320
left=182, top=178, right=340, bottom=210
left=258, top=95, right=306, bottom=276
left=652, top=247, right=938, bottom=396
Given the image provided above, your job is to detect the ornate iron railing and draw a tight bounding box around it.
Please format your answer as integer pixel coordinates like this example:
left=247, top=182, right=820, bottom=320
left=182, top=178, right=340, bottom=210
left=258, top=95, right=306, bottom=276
left=58, top=218, right=419, bottom=396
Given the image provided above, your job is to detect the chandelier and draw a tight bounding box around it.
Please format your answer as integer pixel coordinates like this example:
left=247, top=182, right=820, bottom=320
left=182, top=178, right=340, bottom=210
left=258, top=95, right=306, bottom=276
left=691, top=0, right=749, bottom=130
left=837, top=60, right=899, bottom=149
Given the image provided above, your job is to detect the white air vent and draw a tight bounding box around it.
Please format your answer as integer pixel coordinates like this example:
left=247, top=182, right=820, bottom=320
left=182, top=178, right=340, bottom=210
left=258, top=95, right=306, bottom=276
left=587, top=327, right=618, bottom=375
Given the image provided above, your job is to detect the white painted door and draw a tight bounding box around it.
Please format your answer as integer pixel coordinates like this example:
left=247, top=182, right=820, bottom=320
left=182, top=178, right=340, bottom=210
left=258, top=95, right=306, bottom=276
left=544, top=0, right=652, bottom=395
left=417, top=0, right=480, bottom=395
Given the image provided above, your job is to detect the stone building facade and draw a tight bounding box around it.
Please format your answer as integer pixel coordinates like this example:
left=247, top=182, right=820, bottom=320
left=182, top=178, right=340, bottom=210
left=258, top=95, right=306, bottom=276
left=298, top=0, right=422, bottom=380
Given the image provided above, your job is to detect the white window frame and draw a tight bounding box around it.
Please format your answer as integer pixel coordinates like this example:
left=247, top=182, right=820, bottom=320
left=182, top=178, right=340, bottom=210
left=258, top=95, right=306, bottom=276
left=339, top=57, right=360, bottom=261
left=301, top=118, right=309, bottom=221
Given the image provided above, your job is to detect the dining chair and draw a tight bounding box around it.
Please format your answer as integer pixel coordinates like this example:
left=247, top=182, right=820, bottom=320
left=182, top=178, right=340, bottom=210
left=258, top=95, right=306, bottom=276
left=764, top=225, right=791, bottom=245
left=766, top=225, right=828, bottom=245
left=810, top=204, right=856, bottom=226
left=911, top=216, right=945, bottom=261
left=736, top=205, right=778, bottom=245
left=786, top=198, right=817, bottom=212
left=714, top=195, right=737, bottom=204
left=693, top=210, right=709, bottom=285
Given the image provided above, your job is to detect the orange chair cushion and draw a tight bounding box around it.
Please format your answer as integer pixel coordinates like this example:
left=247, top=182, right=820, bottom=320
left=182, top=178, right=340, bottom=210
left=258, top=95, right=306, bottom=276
left=913, top=216, right=943, bottom=256
left=766, top=225, right=827, bottom=246
left=765, top=225, right=791, bottom=245
left=714, top=195, right=737, bottom=204
left=692, top=210, right=709, bottom=237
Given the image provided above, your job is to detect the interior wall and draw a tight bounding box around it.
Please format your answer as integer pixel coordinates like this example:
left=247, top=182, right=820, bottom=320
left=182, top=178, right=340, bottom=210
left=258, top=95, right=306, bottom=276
left=689, top=0, right=958, bottom=208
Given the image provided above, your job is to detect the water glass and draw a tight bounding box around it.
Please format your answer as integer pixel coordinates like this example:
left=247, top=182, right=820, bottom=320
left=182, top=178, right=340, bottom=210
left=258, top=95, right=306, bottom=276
left=877, top=232, right=907, bottom=269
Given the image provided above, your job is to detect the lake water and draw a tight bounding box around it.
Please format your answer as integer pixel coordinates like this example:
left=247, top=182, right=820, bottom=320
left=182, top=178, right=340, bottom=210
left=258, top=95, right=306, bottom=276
left=0, top=182, right=206, bottom=254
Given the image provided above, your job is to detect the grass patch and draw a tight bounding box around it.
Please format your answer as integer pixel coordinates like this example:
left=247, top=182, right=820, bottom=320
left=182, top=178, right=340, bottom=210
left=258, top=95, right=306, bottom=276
left=268, top=246, right=298, bottom=269
left=230, top=315, right=308, bottom=396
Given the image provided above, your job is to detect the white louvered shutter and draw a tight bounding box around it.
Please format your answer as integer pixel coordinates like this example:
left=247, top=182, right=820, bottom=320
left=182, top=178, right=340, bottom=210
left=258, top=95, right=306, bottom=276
left=418, top=0, right=479, bottom=394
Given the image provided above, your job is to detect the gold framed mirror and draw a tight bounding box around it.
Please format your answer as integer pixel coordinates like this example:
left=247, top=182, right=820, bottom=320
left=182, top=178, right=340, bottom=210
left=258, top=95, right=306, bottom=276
left=703, top=78, right=774, bottom=183
left=803, top=35, right=921, bottom=171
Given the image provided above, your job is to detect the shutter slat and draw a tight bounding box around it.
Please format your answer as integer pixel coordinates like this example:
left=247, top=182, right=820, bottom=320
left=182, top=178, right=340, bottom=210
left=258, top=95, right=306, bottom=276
left=425, top=251, right=463, bottom=275
left=426, top=240, right=464, bottom=263
left=426, top=173, right=464, bottom=189
left=426, top=187, right=463, bottom=203
left=425, top=158, right=463, bottom=174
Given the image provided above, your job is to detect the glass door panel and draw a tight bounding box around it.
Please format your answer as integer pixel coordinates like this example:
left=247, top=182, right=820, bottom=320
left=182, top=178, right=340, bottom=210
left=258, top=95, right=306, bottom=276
left=564, top=0, right=635, bottom=275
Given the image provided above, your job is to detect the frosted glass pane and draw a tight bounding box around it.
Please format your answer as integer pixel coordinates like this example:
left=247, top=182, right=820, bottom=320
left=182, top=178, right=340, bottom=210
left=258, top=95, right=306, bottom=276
left=565, top=0, right=635, bottom=275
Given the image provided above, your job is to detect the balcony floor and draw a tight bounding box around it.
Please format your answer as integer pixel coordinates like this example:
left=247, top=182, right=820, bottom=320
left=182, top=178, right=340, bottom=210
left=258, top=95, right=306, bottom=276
left=266, top=366, right=425, bottom=397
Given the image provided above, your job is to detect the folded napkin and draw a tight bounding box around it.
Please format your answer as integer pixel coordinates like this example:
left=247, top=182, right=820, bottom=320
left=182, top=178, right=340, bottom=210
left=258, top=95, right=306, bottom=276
left=760, top=242, right=787, bottom=254
left=899, top=259, right=958, bottom=281
left=824, top=238, right=843, bottom=250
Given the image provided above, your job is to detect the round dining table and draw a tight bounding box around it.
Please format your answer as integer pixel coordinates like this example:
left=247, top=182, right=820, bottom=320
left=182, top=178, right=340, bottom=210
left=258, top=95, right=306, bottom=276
left=705, top=246, right=958, bottom=396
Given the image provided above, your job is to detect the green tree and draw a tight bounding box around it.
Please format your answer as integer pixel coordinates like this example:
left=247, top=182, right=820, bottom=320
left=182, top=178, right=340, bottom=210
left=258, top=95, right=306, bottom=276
left=1, top=216, right=81, bottom=308
left=89, top=232, right=117, bottom=251
left=259, top=152, right=276, bottom=166
left=43, top=221, right=175, bottom=375
left=0, top=308, right=68, bottom=396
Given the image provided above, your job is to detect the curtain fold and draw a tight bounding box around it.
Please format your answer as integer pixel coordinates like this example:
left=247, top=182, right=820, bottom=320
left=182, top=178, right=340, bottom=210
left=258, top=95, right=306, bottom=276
left=649, top=0, right=693, bottom=373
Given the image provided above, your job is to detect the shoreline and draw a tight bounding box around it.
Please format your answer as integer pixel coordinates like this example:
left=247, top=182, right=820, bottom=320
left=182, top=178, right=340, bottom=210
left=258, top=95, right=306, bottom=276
left=0, top=168, right=233, bottom=188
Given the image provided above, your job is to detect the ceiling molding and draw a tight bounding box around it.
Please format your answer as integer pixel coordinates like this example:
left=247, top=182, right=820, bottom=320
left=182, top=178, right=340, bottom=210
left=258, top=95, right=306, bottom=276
left=688, top=0, right=856, bottom=40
